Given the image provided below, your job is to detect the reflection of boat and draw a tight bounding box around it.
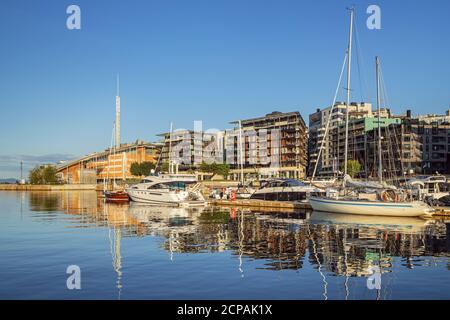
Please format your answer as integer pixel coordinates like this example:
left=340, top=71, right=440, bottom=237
left=105, top=190, right=130, bottom=203
left=126, top=174, right=205, bottom=206
left=309, top=211, right=431, bottom=232
left=127, top=202, right=204, bottom=223
left=250, top=179, right=325, bottom=202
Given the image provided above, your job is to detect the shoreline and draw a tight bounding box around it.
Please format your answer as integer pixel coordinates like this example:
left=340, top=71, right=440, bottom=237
left=0, top=184, right=97, bottom=191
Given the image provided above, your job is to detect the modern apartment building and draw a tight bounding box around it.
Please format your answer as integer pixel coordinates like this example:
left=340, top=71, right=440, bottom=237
left=157, top=111, right=308, bottom=180
left=308, top=102, right=373, bottom=176
left=229, top=111, right=308, bottom=180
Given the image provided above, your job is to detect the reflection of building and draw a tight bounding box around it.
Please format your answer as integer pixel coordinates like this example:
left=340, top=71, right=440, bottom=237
left=56, top=141, right=160, bottom=183
left=28, top=191, right=450, bottom=279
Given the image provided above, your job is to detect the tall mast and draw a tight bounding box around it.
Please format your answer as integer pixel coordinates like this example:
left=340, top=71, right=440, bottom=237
left=168, top=122, right=173, bottom=174
left=344, top=8, right=354, bottom=176
left=376, top=56, right=382, bottom=183
left=238, top=120, right=244, bottom=185
left=115, top=74, right=121, bottom=148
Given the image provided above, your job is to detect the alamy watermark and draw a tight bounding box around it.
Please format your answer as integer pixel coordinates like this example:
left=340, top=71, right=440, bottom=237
left=66, top=5, right=81, bottom=30
left=367, top=5, right=381, bottom=30
left=66, top=265, right=81, bottom=290
left=168, top=121, right=281, bottom=169
left=366, top=265, right=381, bottom=290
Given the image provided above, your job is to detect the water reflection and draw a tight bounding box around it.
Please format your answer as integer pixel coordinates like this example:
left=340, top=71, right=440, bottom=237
left=26, top=191, right=450, bottom=299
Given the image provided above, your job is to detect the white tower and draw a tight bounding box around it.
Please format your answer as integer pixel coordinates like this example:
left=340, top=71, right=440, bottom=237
left=115, top=75, right=121, bottom=148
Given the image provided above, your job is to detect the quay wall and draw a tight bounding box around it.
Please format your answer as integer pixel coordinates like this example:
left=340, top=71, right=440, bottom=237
left=0, top=184, right=97, bottom=191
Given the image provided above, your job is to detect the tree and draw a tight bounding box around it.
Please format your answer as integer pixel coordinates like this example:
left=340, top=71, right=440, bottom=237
left=140, top=162, right=155, bottom=176
left=199, top=162, right=230, bottom=178
left=130, top=162, right=156, bottom=176
left=158, top=162, right=169, bottom=173
left=43, top=165, right=57, bottom=184
left=214, top=163, right=230, bottom=178
left=130, top=162, right=142, bottom=176
left=340, top=160, right=361, bottom=178
left=29, top=165, right=58, bottom=184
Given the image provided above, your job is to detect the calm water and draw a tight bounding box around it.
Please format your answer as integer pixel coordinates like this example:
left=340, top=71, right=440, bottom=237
left=0, top=191, right=449, bottom=300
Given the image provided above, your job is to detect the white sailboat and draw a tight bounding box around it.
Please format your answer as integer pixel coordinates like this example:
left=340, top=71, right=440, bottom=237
left=309, top=8, right=433, bottom=217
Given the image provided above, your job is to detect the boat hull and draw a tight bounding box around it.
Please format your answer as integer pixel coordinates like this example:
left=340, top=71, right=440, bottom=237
left=309, top=197, right=433, bottom=217
left=104, top=191, right=130, bottom=203
left=126, top=188, right=205, bottom=207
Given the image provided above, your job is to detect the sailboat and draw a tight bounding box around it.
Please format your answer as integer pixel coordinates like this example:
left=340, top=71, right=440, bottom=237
left=309, top=9, right=433, bottom=217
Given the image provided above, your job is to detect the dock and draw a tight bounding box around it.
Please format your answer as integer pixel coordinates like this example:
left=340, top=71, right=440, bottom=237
left=432, top=207, right=450, bottom=217
left=209, top=199, right=312, bottom=210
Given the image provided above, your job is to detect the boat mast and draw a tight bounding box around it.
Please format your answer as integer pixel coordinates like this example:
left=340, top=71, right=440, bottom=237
left=168, top=122, right=173, bottom=174
left=376, top=56, right=382, bottom=183
left=344, top=8, right=354, bottom=176
left=238, top=120, right=244, bottom=185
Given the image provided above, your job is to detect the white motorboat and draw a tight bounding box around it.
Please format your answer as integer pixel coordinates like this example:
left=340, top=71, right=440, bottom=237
left=407, top=175, right=449, bottom=202
left=126, top=173, right=206, bottom=206
left=250, top=179, right=326, bottom=202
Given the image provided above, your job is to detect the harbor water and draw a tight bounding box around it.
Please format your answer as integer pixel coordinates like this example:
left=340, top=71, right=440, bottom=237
left=0, top=191, right=449, bottom=299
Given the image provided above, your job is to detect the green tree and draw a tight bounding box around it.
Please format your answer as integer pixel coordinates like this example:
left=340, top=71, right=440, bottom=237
left=29, top=166, right=44, bottom=184
left=214, top=163, right=230, bottom=178
left=340, top=160, right=361, bottom=178
left=43, top=165, right=57, bottom=184
left=29, top=165, right=58, bottom=184
left=158, top=162, right=169, bottom=173
left=130, top=162, right=142, bottom=176
left=130, top=162, right=156, bottom=176
left=140, top=162, right=155, bottom=176
left=199, top=162, right=230, bottom=178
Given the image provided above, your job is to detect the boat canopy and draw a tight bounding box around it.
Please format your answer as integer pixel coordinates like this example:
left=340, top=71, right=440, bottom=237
left=343, top=175, right=396, bottom=190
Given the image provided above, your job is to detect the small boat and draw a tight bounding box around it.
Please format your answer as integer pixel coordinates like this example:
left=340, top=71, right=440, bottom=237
left=126, top=173, right=206, bottom=206
left=104, top=190, right=130, bottom=203
left=250, top=178, right=326, bottom=202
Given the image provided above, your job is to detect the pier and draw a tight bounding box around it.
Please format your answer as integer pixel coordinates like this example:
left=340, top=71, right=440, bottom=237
left=209, top=199, right=312, bottom=210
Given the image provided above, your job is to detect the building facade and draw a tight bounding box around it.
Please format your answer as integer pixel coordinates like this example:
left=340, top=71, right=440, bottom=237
left=56, top=141, right=160, bottom=184
left=308, top=102, right=373, bottom=176
left=157, top=111, right=308, bottom=180
left=229, top=111, right=308, bottom=180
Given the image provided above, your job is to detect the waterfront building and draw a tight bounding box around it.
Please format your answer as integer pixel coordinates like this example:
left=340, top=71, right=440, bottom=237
left=157, top=111, right=308, bottom=180
left=229, top=111, right=308, bottom=180
left=331, top=116, right=401, bottom=178
left=56, top=140, right=160, bottom=184
left=157, top=129, right=226, bottom=172
left=308, top=102, right=373, bottom=176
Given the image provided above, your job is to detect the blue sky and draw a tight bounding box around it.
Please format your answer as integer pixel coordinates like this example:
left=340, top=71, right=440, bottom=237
left=1, top=0, right=449, bottom=178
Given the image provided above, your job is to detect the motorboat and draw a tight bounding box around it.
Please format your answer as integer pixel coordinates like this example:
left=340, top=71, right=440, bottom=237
left=407, top=175, right=449, bottom=203
left=249, top=179, right=326, bottom=202
left=126, top=173, right=206, bottom=206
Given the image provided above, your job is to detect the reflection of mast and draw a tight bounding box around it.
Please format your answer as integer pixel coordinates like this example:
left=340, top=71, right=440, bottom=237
left=113, top=227, right=122, bottom=300
left=106, top=202, right=122, bottom=300
left=238, top=210, right=244, bottom=277
left=343, top=228, right=350, bottom=300
left=307, top=226, right=328, bottom=300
